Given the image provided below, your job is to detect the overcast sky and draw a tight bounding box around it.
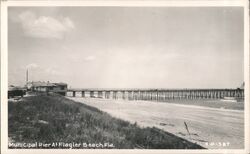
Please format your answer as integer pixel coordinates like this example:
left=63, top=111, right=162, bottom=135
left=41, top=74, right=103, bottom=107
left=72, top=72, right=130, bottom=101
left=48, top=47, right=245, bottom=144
left=8, top=7, right=244, bottom=89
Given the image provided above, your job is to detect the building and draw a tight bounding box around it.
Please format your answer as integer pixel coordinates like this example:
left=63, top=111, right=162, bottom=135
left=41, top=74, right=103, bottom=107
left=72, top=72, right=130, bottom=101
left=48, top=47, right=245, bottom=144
left=26, top=81, right=68, bottom=96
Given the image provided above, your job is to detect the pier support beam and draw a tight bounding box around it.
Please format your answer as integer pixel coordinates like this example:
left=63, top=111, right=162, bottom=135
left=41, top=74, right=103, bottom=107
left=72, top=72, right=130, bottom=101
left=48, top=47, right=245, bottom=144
left=90, top=91, right=94, bottom=98
left=98, top=91, right=103, bottom=98
left=81, top=91, right=85, bottom=97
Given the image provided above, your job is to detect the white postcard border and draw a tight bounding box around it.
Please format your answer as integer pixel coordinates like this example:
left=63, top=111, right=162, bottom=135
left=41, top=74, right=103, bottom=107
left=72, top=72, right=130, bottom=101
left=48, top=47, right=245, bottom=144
left=1, top=1, right=249, bottom=154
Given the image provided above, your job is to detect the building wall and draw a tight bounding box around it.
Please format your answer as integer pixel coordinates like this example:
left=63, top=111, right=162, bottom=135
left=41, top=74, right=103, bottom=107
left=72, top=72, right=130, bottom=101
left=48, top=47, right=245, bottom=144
left=52, top=85, right=67, bottom=91
left=35, top=87, right=48, bottom=92
left=52, top=85, right=67, bottom=96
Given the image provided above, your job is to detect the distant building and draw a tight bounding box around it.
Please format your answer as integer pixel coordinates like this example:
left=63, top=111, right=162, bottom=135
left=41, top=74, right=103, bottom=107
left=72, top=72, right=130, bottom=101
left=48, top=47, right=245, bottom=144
left=26, top=81, right=68, bottom=96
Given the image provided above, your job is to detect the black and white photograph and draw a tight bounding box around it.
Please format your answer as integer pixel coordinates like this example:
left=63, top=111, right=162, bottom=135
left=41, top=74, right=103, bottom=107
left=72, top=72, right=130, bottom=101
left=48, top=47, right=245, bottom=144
left=1, top=0, right=249, bottom=153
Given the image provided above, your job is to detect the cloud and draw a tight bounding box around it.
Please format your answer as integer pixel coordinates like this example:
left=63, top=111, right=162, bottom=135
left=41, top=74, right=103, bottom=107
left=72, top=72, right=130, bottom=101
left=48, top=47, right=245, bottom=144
left=85, top=56, right=96, bottom=61
left=18, top=11, right=75, bottom=39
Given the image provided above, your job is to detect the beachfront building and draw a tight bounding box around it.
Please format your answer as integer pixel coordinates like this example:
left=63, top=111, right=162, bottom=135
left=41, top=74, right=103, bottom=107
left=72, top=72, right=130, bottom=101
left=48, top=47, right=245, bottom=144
left=26, top=81, right=68, bottom=96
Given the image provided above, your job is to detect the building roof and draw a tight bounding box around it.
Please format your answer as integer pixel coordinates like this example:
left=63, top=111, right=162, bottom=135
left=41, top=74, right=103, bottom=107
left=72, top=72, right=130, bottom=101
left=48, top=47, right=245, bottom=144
left=27, top=81, right=67, bottom=87
left=54, top=82, right=67, bottom=86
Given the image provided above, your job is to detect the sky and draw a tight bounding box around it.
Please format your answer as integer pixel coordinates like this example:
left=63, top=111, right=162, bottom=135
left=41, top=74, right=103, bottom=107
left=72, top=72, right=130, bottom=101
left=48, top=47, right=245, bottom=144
left=8, top=7, right=244, bottom=89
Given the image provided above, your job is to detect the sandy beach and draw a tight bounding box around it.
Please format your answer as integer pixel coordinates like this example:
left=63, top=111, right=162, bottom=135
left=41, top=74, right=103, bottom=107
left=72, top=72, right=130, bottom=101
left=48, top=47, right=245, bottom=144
left=68, top=97, right=244, bottom=149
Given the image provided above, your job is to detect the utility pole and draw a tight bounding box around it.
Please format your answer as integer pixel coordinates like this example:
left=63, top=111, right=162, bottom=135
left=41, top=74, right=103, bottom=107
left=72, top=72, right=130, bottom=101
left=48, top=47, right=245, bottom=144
left=26, top=69, right=28, bottom=84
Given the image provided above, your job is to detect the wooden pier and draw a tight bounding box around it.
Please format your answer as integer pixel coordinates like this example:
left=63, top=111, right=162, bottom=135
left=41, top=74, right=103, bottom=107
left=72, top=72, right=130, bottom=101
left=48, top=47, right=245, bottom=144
left=67, top=88, right=244, bottom=101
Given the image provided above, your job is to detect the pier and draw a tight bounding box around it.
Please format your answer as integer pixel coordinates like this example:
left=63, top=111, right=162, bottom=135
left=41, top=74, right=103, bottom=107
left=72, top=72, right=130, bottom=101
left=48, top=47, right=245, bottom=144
left=67, top=88, right=244, bottom=101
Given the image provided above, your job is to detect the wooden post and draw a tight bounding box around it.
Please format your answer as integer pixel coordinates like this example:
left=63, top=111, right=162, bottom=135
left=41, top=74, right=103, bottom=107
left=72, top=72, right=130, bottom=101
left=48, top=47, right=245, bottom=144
left=98, top=91, right=103, bottom=98
left=122, top=91, right=125, bottom=100
left=113, top=91, right=116, bottom=99
left=90, top=91, right=94, bottom=98
left=106, top=91, right=110, bottom=99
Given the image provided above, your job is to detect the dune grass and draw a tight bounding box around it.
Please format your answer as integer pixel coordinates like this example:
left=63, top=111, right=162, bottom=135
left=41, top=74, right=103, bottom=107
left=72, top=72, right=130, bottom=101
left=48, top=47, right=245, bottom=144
left=8, top=93, right=204, bottom=149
